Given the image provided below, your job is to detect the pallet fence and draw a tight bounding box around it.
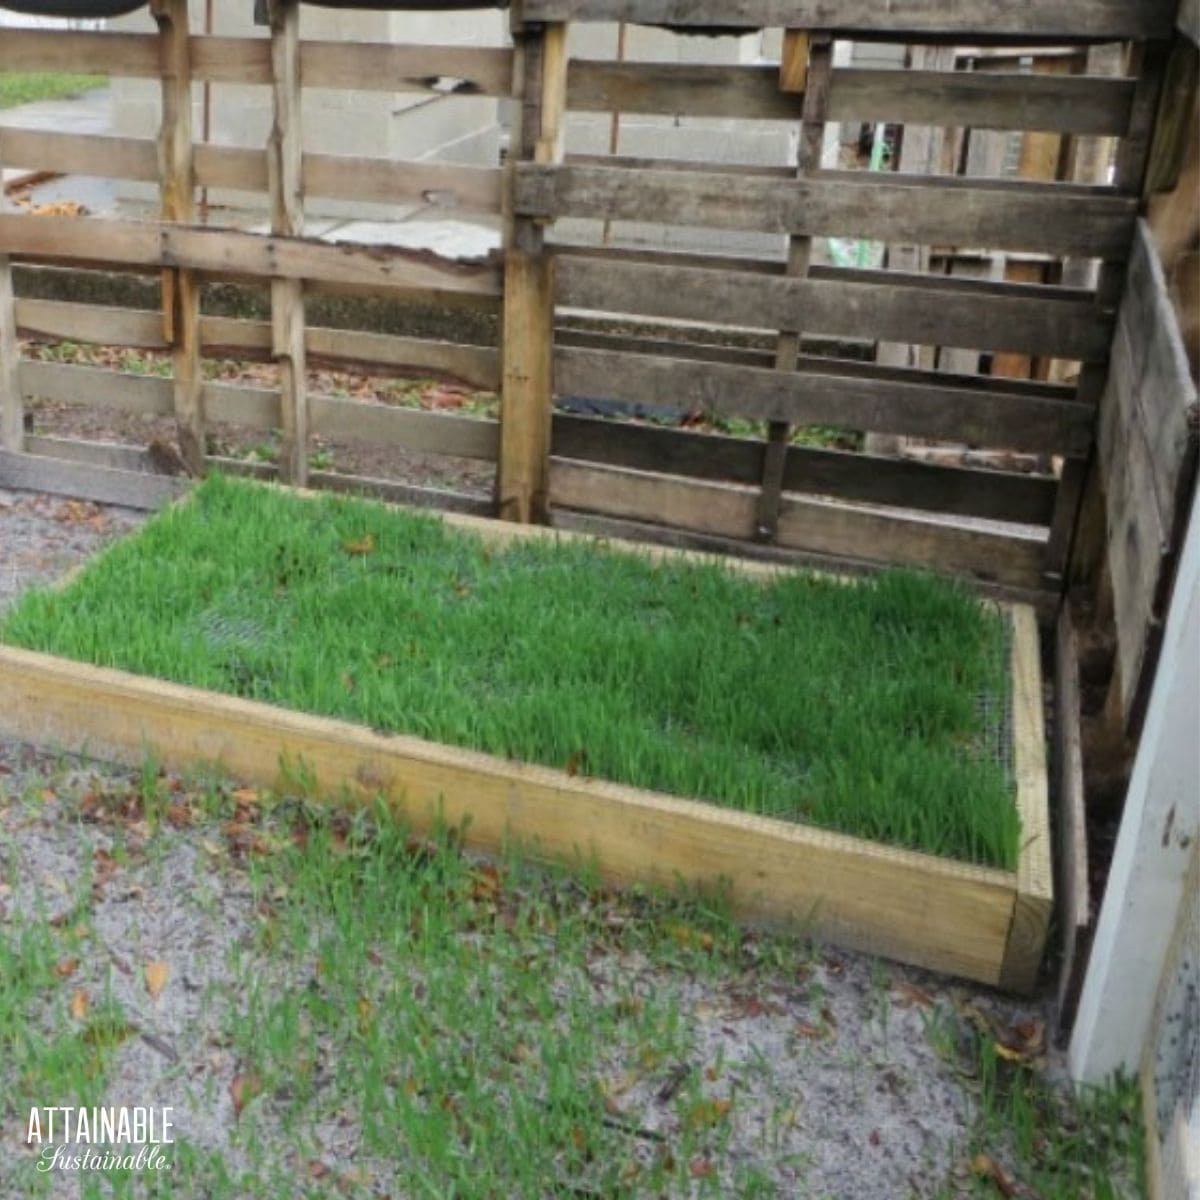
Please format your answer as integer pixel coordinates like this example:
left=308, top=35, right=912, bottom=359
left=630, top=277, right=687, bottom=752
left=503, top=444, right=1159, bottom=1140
left=0, top=0, right=1183, bottom=611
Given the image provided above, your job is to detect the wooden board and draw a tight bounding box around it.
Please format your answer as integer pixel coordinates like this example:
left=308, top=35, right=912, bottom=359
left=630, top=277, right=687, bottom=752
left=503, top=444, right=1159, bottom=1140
left=0, top=31, right=513, bottom=96
left=567, top=60, right=1135, bottom=135
left=517, top=164, right=1137, bottom=259
left=550, top=459, right=1048, bottom=589
left=1098, top=222, right=1200, bottom=732
left=0, top=129, right=502, bottom=215
left=0, top=215, right=502, bottom=300
left=555, top=346, right=1094, bottom=455
left=0, top=602, right=1048, bottom=989
left=0, top=447, right=184, bottom=508
left=1054, top=607, right=1091, bottom=1033
left=556, top=255, right=1111, bottom=361
left=551, top=415, right=1057, bottom=525
left=521, top=0, right=1172, bottom=38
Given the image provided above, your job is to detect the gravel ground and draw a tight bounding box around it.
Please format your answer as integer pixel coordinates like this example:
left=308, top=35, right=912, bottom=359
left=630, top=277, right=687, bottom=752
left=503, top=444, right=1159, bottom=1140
left=0, top=489, right=1065, bottom=1200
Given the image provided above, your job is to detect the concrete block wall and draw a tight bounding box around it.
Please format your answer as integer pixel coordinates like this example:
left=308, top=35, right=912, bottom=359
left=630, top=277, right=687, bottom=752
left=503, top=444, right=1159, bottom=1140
left=109, top=1, right=503, bottom=221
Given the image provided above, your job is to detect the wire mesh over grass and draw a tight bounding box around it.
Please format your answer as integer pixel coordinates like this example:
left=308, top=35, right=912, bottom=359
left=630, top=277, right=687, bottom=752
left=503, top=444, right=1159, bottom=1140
left=1, top=475, right=1020, bottom=869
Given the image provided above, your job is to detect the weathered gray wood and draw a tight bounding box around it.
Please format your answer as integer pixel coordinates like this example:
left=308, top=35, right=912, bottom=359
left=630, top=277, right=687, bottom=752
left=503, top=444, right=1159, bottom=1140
left=0, top=31, right=513, bottom=95
left=0, top=138, right=21, bottom=452
left=311, top=396, right=499, bottom=460
left=1099, top=221, right=1200, bottom=731
left=0, top=447, right=185, bottom=509
left=523, top=0, right=1173, bottom=38
left=1054, top=607, right=1092, bottom=1036
left=551, top=414, right=1057, bottom=525
left=0, top=214, right=503, bottom=299
left=518, top=164, right=1137, bottom=259
left=14, top=299, right=167, bottom=348
left=19, top=360, right=173, bottom=417
left=23, top=435, right=150, bottom=473
left=567, top=60, right=1135, bottom=135
left=555, top=346, right=1093, bottom=455
left=556, top=255, right=1113, bottom=360
left=549, top=459, right=1047, bottom=589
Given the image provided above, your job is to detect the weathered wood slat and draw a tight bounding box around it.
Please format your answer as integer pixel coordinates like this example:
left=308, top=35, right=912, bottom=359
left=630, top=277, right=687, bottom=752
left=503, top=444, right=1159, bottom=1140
left=17, top=358, right=498, bottom=460
left=556, top=256, right=1113, bottom=360
left=549, top=459, right=1047, bottom=589
left=555, top=346, right=1093, bottom=455
left=1099, top=222, right=1200, bottom=732
left=12, top=300, right=501, bottom=391
left=0, top=215, right=502, bottom=298
left=517, top=164, right=1137, bottom=258
left=522, top=0, right=1172, bottom=38
left=551, top=414, right=1057, bottom=525
left=0, top=31, right=513, bottom=95
left=568, top=60, right=1135, bottom=135
left=0, top=447, right=185, bottom=508
left=0, top=130, right=501, bottom=215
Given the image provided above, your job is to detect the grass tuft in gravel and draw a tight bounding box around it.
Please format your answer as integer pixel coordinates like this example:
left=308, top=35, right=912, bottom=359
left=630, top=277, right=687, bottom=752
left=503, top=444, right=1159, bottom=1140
left=1, top=473, right=1018, bottom=867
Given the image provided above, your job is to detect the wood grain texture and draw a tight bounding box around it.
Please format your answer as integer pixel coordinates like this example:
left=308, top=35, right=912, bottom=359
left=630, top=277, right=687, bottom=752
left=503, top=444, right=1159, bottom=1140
left=1054, top=607, right=1091, bottom=1033
left=0, top=138, right=20, bottom=452
left=522, top=0, right=1173, bottom=38
left=153, top=0, right=203, bottom=475
left=551, top=415, right=1057, bottom=525
left=0, top=448, right=185, bottom=508
left=999, top=605, right=1054, bottom=993
left=0, top=640, right=1028, bottom=985
left=517, top=163, right=1137, bottom=259
left=550, top=459, right=1047, bottom=589
left=555, top=346, right=1094, bottom=455
left=556, top=255, right=1112, bottom=360
left=567, top=60, right=1134, bottom=135
left=0, top=215, right=502, bottom=298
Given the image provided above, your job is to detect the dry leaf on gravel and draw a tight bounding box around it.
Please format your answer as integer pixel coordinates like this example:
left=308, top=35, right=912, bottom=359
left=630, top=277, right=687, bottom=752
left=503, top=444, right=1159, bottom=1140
left=69, top=988, right=90, bottom=1021
left=144, top=960, right=170, bottom=999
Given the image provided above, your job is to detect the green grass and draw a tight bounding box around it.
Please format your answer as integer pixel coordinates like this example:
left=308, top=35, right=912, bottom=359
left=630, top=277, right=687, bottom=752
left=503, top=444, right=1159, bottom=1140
left=0, top=72, right=106, bottom=111
left=1, top=474, right=1019, bottom=867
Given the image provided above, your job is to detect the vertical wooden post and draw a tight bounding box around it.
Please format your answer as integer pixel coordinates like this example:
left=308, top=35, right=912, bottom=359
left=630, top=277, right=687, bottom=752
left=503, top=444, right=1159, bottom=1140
left=498, top=16, right=567, bottom=524
left=0, top=144, right=21, bottom=452
left=267, top=0, right=307, bottom=487
left=152, top=0, right=204, bottom=476
left=755, top=32, right=830, bottom=542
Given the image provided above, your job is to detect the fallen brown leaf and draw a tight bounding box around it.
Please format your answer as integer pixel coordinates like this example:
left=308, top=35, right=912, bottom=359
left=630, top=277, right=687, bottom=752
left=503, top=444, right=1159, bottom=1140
left=971, top=1152, right=1021, bottom=1197
left=54, top=957, right=80, bottom=980
left=343, top=533, right=376, bottom=556
left=229, top=1071, right=263, bottom=1118
left=144, top=960, right=170, bottom=999
left=69, top=988, right=90, bottom=1021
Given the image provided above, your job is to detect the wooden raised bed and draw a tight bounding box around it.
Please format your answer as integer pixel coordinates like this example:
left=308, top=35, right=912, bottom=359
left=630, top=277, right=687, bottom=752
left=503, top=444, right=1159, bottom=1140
left=0, top=503, right=1052, bottom=991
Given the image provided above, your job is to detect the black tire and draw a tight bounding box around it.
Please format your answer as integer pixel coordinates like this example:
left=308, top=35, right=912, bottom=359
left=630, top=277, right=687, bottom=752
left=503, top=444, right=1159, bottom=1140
left=0, top=0, right=147, bottom=15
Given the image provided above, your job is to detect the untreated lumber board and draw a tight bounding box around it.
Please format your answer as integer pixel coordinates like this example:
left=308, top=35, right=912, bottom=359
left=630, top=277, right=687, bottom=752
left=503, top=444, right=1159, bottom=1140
left=555, top=346, right=1093, bottom=455
left=551, top=415, right=1057, bottom=526
left=0, top=448, right=184, bottom=508
left=0, top=626, right=1040, bottom=987
left=550, top=459, right=1047, bottom=589
left=522, top=0, right=1172, bottom=39
left=0, top=215, right=502, bottom=298
left=311, top=397, right=499, bottom=460
left=999, top=605, right=1054, bottom=993
left=567, top=60, right=1135, bottom=135
left=556, top=256, right=1113, bottom=361
left=517, top=164, right=1137, bottom=259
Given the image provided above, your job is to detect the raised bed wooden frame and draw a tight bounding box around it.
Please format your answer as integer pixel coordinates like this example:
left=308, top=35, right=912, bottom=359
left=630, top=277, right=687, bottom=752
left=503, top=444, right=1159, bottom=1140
left=0, top=500, right=1052, bottom=992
